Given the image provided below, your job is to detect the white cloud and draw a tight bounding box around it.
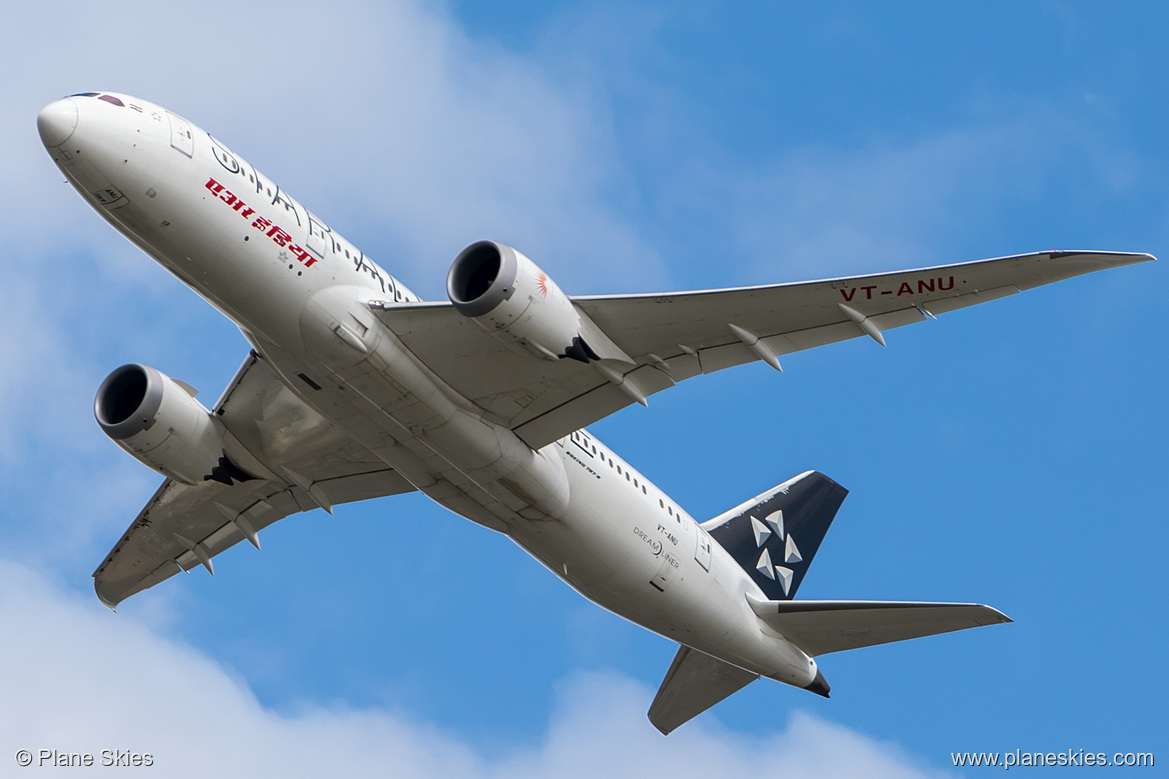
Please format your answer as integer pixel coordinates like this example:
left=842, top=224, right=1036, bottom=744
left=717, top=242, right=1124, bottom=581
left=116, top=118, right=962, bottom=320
left=707, top=113, right=1140, bottom=281
left=4, top=0, right=669, bottom=298
left=0, top=558, right=953, bottom=779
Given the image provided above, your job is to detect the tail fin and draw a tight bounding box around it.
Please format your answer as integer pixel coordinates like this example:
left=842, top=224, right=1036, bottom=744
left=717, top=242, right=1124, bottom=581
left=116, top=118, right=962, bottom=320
left=703, top=471, right=847, bottom=600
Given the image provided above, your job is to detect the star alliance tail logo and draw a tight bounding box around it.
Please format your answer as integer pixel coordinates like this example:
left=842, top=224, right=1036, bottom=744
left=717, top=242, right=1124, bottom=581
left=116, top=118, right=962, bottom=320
left=706, top=471, right=848, bottom=602
left=750, top=510, right=802, bottom=596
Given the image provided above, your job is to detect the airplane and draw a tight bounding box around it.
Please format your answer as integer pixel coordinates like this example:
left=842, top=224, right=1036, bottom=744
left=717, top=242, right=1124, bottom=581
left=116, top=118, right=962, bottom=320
left=37, top=92, right=1152, bottom=734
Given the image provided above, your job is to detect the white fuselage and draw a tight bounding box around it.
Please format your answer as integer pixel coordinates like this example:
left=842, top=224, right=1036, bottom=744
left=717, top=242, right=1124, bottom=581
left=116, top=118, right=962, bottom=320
left=40, top=93, right=819, bottom=689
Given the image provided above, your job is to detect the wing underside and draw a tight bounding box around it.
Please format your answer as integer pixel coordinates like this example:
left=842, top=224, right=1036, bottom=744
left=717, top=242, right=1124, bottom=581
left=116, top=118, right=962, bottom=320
left=93, top=352, right=416, bottom=608
left=94, top=466, right=414, bottom=608
left=376, top=251, right=1152, bottom=449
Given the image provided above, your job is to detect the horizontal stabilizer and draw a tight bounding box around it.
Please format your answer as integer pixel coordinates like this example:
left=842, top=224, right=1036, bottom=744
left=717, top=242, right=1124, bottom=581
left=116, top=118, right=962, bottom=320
left=648, top=646, right=759, bottom=735
left=748, top=596, right=1011, bottom=657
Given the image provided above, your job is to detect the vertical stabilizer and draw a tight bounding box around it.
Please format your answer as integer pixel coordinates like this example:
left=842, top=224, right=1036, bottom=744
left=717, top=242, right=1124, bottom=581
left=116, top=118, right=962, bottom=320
left=703, top=471, right=847, bottom=600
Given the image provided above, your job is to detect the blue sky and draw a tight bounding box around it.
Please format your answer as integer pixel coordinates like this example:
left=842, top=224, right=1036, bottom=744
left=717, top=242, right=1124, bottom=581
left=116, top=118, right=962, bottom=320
left=2, top=1, right=1164, bottom=775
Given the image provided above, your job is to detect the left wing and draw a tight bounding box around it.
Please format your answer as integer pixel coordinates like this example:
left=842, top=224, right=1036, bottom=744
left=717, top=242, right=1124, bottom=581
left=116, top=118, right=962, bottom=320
left=376, top=250, right=1152, bottom=449
left=93, top=353, right=416, bottom=608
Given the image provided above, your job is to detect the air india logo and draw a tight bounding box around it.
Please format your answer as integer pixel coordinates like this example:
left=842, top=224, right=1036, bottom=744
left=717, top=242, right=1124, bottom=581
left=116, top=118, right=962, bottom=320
left=536, top=273, right=549, bottom=297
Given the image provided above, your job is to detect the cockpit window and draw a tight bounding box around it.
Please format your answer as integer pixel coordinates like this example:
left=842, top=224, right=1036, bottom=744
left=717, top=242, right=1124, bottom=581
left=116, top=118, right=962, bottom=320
left=69, top=92, right=99, bottom=97
left=98, top=95, right=125, bottom=107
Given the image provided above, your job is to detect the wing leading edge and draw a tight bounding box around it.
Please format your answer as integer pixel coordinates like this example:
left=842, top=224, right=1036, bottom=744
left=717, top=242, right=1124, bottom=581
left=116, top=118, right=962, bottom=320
left=376, top=250, right=1153, bottom=449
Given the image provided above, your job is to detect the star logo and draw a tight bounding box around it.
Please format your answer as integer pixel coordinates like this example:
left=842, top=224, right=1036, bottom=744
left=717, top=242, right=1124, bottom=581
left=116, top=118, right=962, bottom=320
left=751, top=508, right=802, bottom=596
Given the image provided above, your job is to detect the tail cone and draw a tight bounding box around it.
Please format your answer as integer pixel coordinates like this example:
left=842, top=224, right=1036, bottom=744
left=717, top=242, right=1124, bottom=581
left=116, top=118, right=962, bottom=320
left=804, top=668, right=831, bottom=698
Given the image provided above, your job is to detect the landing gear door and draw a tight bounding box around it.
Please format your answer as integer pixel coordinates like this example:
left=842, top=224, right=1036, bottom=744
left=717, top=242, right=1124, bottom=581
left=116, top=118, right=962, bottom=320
left=167, top=112, right=194, bottom=158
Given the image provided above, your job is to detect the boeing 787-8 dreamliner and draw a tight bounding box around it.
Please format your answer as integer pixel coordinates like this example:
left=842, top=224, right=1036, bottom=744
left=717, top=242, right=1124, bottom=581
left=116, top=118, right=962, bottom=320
left=37, top=92, right=1152, bottom=733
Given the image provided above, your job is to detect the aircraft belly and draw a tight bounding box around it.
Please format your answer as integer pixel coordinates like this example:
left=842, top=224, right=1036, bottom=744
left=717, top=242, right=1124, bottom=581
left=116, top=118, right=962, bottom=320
left=506, top=441, right=816, bottom=683
left=250, top=321, right=574, bottom=531
left=266, top=327, right=815, bottom=685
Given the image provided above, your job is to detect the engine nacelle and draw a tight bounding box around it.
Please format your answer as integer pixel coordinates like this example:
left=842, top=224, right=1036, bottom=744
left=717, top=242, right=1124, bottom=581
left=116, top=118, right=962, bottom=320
left=447, top=241, right=593, bottom=361
left=95, top=364, right=242, bottom=486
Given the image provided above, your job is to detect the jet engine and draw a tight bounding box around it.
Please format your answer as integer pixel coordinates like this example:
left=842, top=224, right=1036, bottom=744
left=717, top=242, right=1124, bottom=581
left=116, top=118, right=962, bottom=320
left=447, top=241, right=596, bottom=362
left=94, top=363, right=247, bottom=486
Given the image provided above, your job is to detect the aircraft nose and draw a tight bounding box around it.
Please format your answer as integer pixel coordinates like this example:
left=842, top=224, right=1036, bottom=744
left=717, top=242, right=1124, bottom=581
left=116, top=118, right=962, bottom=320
left=38, top=98, right=78, bottom=148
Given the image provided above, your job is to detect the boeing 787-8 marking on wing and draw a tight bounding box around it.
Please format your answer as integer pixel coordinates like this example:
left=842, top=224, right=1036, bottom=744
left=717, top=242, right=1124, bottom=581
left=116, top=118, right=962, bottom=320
left=38, top=92, right=1153, bottom=734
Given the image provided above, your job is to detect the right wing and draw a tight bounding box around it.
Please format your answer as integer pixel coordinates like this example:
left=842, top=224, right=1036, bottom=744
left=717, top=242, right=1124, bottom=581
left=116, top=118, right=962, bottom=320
left=747, top=596, right=1012, bottom=657
left=93, top=352, right=416, bottom=609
